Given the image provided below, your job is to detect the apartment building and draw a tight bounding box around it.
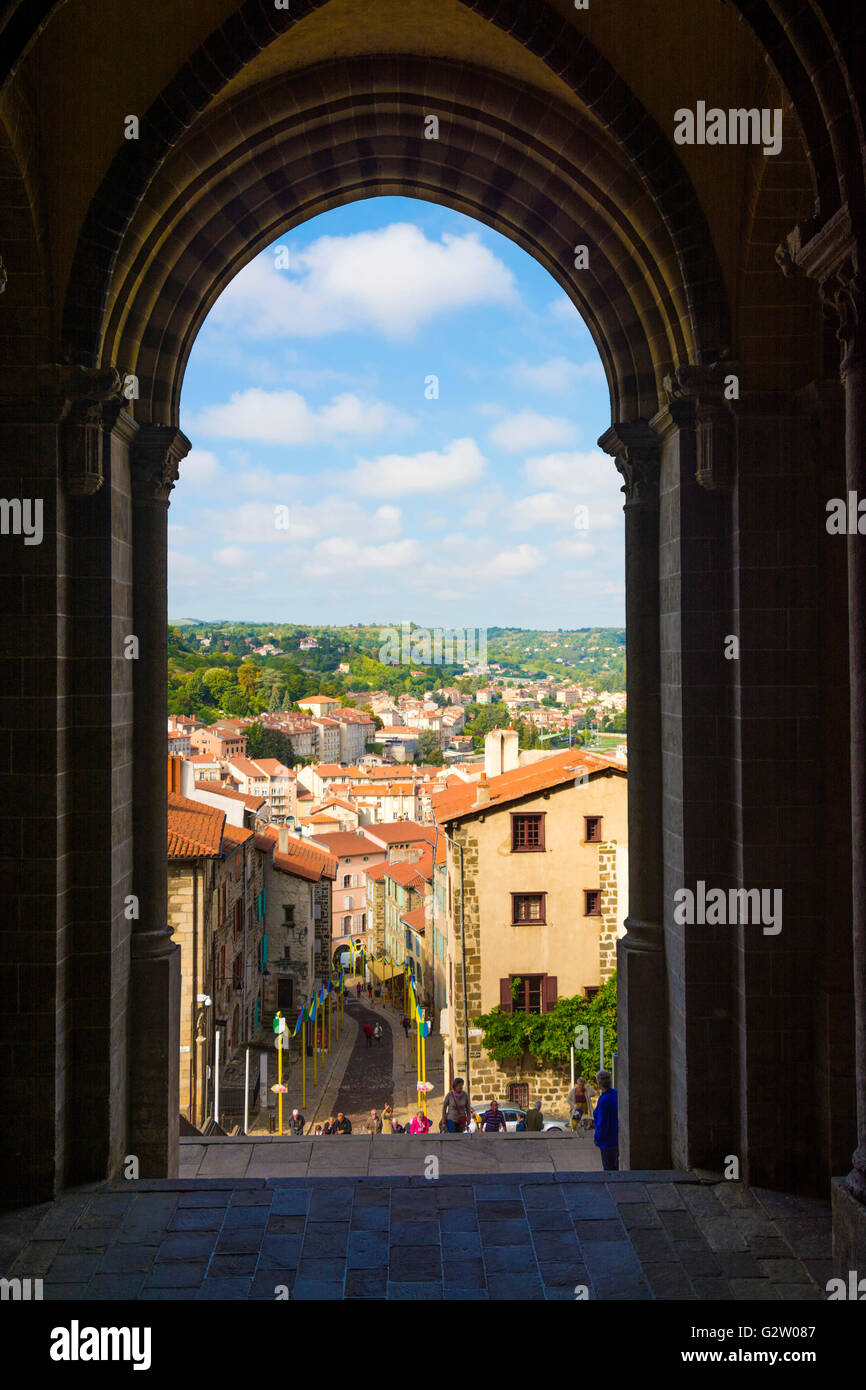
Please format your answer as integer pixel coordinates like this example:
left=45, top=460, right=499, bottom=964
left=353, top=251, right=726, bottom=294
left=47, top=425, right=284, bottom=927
left=297, top=695, right=340, bottom=717
left=312, top=716, right=342, bottom=762
left=309, top=830, right=386, bottom=963
left=332, top=708, right=377, bottom=762
left=257, top=826, right=336, bottom=1019
left=432, top=735, right=628, bottom=1110
left=225, top=757, right=296, bottom=823
left=190, top=725, right=248, bottom=760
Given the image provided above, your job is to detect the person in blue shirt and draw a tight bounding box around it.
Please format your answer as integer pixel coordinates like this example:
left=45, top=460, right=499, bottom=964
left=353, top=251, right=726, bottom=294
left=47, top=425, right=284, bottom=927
left=593, top=1070, right=618, bottom=1170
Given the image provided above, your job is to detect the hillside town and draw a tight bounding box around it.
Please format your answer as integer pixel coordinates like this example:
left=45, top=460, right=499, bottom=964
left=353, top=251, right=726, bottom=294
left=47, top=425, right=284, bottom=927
left=166, top=692, right=628, bottom=1134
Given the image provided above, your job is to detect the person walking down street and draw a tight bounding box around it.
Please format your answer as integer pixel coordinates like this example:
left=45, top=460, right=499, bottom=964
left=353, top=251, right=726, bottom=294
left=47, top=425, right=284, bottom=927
left=363, top=1022, right=374, bottom=1049
left=356, top=981, right=362, bottom=999
left=480, top=1100, right=507, bottom=1133
left=364, top=1109, right=382, bottom=1135
left=334, top=1112, right=352, bottom=1135
left=567, top=1077, right=588, bottom=1130
left=442, top=1078, right=471, bottom=1133
left=373, top=1022, right=383, bottom=1047
left=409, top=1110, right=431, bottom=1134
left=401, top=1015, right=411, bottom=1038
left=381, top=1105, right=395, bottom=1134
left=593, top=1070, right=619, bottom=1170
left=288, top=1108, right=305, bottom=1136
left=524, top=1101, right=544, bottom=1132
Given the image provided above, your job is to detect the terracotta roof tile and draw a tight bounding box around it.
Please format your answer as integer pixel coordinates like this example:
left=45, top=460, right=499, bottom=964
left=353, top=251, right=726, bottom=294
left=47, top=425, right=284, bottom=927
left=432, top=748, right=622, bottom=822
left=259, top=825, right=337, bottom=881
left=167, top=792, right=225, bottom=860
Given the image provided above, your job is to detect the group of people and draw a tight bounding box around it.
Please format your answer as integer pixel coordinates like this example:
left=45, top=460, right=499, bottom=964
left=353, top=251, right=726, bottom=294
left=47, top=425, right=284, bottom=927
left=567, top=1071, right=619, bottom=1170
left=440, top=1079, right=545, bottom=1134
left=309, top=1106, right=432, bottom=1136
left=362, top=1021, right=384, bottom=1048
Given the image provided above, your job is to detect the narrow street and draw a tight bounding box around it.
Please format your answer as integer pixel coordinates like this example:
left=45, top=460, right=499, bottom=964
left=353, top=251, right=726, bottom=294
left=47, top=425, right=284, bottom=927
left=332, top=997, right=394, bottom=1122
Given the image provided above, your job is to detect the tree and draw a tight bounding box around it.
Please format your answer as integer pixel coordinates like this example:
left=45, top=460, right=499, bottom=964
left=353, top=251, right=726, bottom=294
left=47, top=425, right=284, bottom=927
left=416, top=730, right=443, bottom=763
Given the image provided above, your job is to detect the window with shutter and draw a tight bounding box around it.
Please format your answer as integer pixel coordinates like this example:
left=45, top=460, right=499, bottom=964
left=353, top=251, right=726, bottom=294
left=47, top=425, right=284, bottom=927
left=499, top=977, right=513, bottom=1014
left=542, top=975, right=558, bottom=1012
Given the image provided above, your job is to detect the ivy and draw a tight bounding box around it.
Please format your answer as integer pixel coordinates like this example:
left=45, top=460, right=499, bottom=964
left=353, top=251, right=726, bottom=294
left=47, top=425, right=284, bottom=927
left=473, top=974, right=617, bottom=1074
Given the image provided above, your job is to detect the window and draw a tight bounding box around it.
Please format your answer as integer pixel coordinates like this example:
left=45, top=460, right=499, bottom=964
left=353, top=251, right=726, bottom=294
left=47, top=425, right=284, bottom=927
left=500, top=973, right=557, bottom=1015
left=584, top=816, right=603, bottom=842
left=512, top=893, right=546, bottom=925
left=342, top=874, right=351, bottom=888
left=508, top=1083, right=529, bottom=1108
left=584, top=889, right=602, bottom=916
left=233, top=899, right=243, bottom=938
left=282, top=903, right=295, bottom=928
left=342, top=915, right=352, bottom=931
left=511, top=813, right=545, bottom=852
left=584, top=985, right=600, bottom=1000
left=232, top=953, right=244, bottom=989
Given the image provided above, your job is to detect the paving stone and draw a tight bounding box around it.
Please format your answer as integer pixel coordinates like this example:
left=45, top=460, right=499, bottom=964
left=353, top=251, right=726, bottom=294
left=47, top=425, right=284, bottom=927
left=648, top=1183, right=687, bottom=1211
left=772, top=1283, right=823, bottom=1300
left=643, top=1262, right=696, bottom=1299
left=168, top=1208, right=224, bottom=1232
left=802, top=1258, right=833, bottom=1287
left=591, top=1273, right=654, bottom=1300
left=745, top=1236, right=795, bottom=1258
left=434, top=1189, right=476, bottom=1208
left=580, top=1241, right=644, bottom=1277
left=483, top=1242, right=539, bottom=1273
left=447, top=1289, right=489, bottom=1300
left=302, top=1223, right=350, bottom=1258
left=475, top=1199, right=525, bottom=1220
left=44, top=1283, right=91, bottom=1299
left=145, top=1262, right=207, bottom=1289
left=309, top=1189, right=354, bottom=1222
left=258, top=1235, right=302, bottom=1268
left=196, top=1278, right=253, bottom=1299
left=390, top=1191, right=437, bottom=1220
left=757, top=1257, right=811, bottom=1283
left=347, top=1230, right=388, bottom=1269
left=441, top=1231, right=482, bottom=1259
left=87, top=1273, right=147, bottom=1299
left=608, top=1184, right=651, bottom=1204
left=521, top=1187, right=566, bottom=1210
left=12, top=1239, right=64, bottom=1275
left=389, top=1246, right=440, bottom=1281
left=292, top=1279, right=344, bottom=1299
left=673, top=1242, right=723, bottom=1277
left=61, top=1228, right=115, bottom=1253
left=478, top=1220, right=531, bottom=1246
left=560, top=1188, right=618, bottom=1220
left=681, top=1186, right=728, bottom=1217
left=229, top=1190, right=273, bottom=1207
left=659, top=1209, right=702, bottom=1240
left=690, top=1276, right=734, bottom=1300
left=539, top=1261, right=591, bottom=1287
left=617, top=1203, right=663, bottom=1230
left=486, top=1273, right=544, bottom=1299
left=222, top=1206, right=269, bottom=1230
left=572, top=1219, right=627, bottom=1243
left=699, top=1217, right=754, bottom=1254
left=97, top=1244, right=155, bottom=1274
left=351, top=1207, right=389, bottom=1232
left=346, top=1267, right=388, bottom=1297
left=78, top=1195, right=135, bottom=1227
left=156, top=1233, right=215, bottom=1262
left=728, top=1278, right=781, bottom=1300
left=264, top=1214, right=305, bottom=1236
left=250, top=1270, right=295, bottom=1298
left=387, top=1281, right=443, bottom=1299
left=207, top=1253, right=259, bottom=1277
left=439, top=1207, right=478, bottom=1232
left=529, top=1209, right=571, bottom=1231
left=390, top=1219, right=439, bottom=1246
left=443, top=1259, right=486, bottom=1288
left=44, top=1253, right=102, bottom=1282
left=531, top=1231, right=582, bottom=1263
left=714, top=1251, right=764, bottom=1279
left=353, top=1186, right=390, bottom=1206
left=213, top=1227, right=263, bottom=1255
left=297, top=1256, right=349, bottom=1281
left=627, top=1228, right=677, bottom=1262
left=270, top=1190, right=310, bottom=1215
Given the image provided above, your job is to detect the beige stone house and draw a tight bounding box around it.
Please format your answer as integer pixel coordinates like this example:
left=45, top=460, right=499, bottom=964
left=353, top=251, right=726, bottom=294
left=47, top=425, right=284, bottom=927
left=432, top=742, right=627, bottom=1112
left=256, top=827, right=336, bottom=1022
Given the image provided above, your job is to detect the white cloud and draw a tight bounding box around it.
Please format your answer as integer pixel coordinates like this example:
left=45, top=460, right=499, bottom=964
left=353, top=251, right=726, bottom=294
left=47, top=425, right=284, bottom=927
left=180, top=448, right=221, bottom=487
left=307, top=537, right=421, bottom=575
left=213, top=546, right=247, bottom=568
left=189, top=388, right=413, bottom=446
left=435, top=589, right=464, bottom=601
left=202, top=496, right=404, bottom=546
left=489, top=411, right=575, bottom=453
left=479, top=544, right=544, bottom=580
left=509, top=356, right=605, bottom=393
left=346, top=438, right=487, bottom=496
left=208, top=224, right=517, bottom=340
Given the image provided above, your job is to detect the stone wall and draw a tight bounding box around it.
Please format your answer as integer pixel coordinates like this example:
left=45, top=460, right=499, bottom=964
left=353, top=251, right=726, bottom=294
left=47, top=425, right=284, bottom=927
left=469, top=1053, right=573, bottom=1116
left=598, top=841, right=619, bottom=980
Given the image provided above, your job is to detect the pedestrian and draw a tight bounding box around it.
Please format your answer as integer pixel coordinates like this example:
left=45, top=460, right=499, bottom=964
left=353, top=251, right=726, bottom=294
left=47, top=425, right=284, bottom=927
left=373, top=1022, right=383, bottom=1047
left=381, top=1104, right=395, bottom=1134
left=364, top=1109, right=382, bottom=1135
left=593, top=1070, right=618, bottom=1170
left=442, top=1077, right=471, bottom=1133
left=567, top=1076, right=588, bottom=1130
left=466, top=1110, right=479, bottom=1134
left=334, top=1111, right=352, bottom=1135
left=356, top=981, right=362, bottom=999
left=322, top=1116, right=336, bottom=1135
left=410, top=1110, right=431, bottom=1134
left=313, top=1124, right=324, bottom=1137
left=363, top=1022, right=374, bottom=1049
left=401, top=1015, right=410, bottom=1038
left=368, top=984, right=373, bottom=1002
left=480, top=1099, right=507, bottom=1132
left=524, top=1100, right=544, bottom=1132
left=288, top=1107, right=305, bottom=1136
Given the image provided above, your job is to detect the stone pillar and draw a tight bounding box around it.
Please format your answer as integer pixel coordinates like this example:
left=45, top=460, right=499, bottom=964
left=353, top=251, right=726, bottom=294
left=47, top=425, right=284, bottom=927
left=787, top=208, right=866, bottom=1263
left=598, top=422, right=667, bottom=1169
left=129, top=423, right=190, bottom=1177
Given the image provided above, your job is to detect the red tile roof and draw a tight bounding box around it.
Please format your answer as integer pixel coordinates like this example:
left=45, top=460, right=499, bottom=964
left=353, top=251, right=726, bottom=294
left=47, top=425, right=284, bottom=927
left=307, top=832, right=384, bottom=858
left=167, top=793, right=225, bottom=860
left=193, top=780, right=265, bottom=811
left=258, top=825, right=337, bottom=882
left=399, top=905, right=427, bottom=934
left=432, top=748, right=622, bottom=823
left=364, top=821, right=436, bottom=847
left=383, top=852, right=433, bottom=890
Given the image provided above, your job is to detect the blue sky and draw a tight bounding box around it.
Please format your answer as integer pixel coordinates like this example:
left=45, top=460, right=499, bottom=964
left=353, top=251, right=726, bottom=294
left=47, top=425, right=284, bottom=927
left=170, top=196, right=624, bottom=630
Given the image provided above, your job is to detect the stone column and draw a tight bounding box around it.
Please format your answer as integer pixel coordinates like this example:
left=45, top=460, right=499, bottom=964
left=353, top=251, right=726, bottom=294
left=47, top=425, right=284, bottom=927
left=129, top=423, right=190, bottom=1177
left=598, top=421, right=667, bottom=1169
left=787, top=208, right=866, bottom=1264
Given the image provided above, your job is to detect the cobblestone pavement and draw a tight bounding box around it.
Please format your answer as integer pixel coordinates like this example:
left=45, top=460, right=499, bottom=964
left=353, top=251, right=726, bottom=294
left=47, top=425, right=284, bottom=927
left=332, top=998, right=394, bottom=1126
left=0, top=1172, right=830, bottom=1301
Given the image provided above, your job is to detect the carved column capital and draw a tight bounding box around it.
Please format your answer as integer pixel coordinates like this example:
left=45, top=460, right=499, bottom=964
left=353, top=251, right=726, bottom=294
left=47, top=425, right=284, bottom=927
left=12, top=364, right=126, bottom=495
left=130, top=424, right=191, bottom=506
left=782, top=205, right=865, bottom=378
left=598, top=420, right=660, bottom=510
left=662, top=361, right=737, bottom=492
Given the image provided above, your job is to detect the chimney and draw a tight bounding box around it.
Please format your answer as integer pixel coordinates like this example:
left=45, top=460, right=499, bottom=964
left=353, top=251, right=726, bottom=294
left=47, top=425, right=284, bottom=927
left=502, top=727, right=519, bottom=773
left=476, top=774, right=490, bottom=805
left=484, top=730, right=504, bottom=778
left=278, top=825, right=290, bottom=854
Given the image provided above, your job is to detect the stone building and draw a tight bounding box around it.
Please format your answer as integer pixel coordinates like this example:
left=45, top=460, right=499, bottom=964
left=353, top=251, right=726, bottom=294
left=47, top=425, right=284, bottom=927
left=307, top=830, right=385, bottom=966
left=256, top=826, right=336, bottom=1022
left=2, top=0, right=865, bottom=1273
left=432, top=747, right=627, bottom=1109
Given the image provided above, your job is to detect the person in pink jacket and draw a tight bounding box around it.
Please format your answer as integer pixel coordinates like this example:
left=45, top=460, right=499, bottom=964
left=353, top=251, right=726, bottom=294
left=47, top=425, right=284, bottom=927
left=409, top=1110, right=431, bottom=1134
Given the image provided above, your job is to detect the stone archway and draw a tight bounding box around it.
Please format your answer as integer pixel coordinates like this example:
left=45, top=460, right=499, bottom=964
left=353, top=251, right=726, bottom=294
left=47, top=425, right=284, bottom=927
left=1, top=1, right=865, bottom=1273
